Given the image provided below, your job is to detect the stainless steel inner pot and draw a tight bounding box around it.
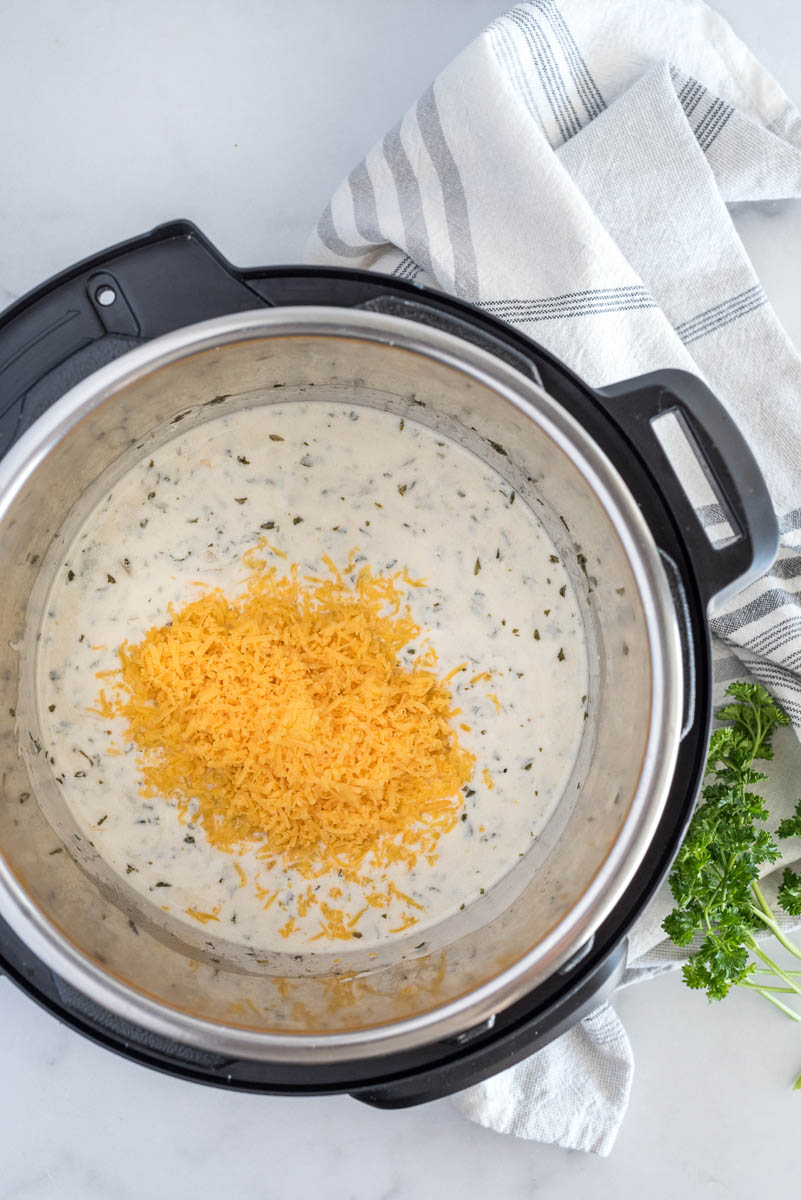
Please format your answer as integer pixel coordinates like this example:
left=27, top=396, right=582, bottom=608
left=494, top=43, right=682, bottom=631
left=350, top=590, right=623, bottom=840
left=0, top=307, right=682, bottom=1061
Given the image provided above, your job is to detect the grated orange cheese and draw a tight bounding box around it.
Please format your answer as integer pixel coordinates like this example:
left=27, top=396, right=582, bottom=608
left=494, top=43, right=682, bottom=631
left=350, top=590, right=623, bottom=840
left=388, top=913, right=420, bottom=934
left=311, top=902, right=361, bottom=942
left=296, top=886, right=316, bottom=917
left=347, top=905, right=368, bottom=929
left=96, top=546, right=476, bottom=923
left=185, top=905, right=221, bottom=924
left=254, top=884, right=279, bottom=910
left=389, top=883, right=425, bottom=911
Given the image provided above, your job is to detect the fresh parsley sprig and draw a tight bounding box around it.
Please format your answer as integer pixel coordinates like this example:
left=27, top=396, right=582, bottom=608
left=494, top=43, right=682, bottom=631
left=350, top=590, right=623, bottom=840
left=663, top=682, right=801, bottom=1086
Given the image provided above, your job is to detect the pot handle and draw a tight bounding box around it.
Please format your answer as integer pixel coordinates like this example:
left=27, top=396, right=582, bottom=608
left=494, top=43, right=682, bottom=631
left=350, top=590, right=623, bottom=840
left=0, top=220, right=277, bottom=451
left=594, top=369, right=778, bottom=610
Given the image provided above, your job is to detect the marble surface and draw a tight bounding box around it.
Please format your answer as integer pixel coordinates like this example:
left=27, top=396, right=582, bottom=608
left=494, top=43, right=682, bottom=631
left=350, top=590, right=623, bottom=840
left=2, top=1, right=801, bottom=1196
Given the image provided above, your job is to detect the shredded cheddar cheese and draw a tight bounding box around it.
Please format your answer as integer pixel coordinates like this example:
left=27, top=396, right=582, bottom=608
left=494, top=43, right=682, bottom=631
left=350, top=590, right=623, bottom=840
left=278, top=916, right=297, bottom=939
left=254, top=884, right=279, bottom=909
left=185, top=905, right=221, bottom=924
left=97, top=547, right=476, bottom=901
left=470, top=671, right=492, bottom=685
left=388, top=913, right=420, bottom=934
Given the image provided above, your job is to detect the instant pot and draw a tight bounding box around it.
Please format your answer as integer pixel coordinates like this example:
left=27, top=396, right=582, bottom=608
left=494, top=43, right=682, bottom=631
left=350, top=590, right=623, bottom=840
left=0, top=221, right=777, bottom=1105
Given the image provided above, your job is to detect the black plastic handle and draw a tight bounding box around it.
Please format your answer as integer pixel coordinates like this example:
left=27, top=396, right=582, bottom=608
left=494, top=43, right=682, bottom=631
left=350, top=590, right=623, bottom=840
left=595, top=369, right=778, bottom=610
left=0, top=221, right=278, bottom=449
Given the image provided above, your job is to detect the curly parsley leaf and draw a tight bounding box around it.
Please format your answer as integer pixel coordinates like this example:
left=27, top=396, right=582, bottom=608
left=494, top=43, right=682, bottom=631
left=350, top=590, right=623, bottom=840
left=714, top=681, right=790, bottom=761
left=778, top=868, right=801, bottom=917
left=681, top=935, right=754, bottom=1001
left=777, top=798, right=801, bottom=841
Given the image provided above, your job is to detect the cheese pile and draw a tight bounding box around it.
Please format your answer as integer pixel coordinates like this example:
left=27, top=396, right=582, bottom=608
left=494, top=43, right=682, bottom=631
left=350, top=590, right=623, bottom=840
left=96, top=543, right=475, bottom=878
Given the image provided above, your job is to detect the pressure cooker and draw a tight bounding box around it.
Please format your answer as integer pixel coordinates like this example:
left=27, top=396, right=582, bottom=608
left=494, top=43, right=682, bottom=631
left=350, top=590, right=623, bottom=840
left=0, top=221, right=777, bottom=1105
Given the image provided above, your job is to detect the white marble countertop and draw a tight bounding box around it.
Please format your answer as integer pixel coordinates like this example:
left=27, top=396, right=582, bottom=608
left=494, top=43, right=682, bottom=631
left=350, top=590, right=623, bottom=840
left=2, top=2, right=801, bottom=1196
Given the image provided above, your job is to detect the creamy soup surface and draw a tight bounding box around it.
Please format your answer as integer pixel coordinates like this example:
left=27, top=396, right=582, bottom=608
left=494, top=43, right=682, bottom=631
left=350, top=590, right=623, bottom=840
left=35, top=402, right=588, bottom=952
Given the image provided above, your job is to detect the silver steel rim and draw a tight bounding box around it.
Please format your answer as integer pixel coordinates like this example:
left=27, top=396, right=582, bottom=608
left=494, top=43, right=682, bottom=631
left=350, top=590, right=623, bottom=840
left=0, top=307, right=683, bottom=1062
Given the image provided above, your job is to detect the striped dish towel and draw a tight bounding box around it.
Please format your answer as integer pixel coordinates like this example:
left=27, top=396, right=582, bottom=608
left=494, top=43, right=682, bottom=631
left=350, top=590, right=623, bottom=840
left=307, top=0, right=801, bottom=1156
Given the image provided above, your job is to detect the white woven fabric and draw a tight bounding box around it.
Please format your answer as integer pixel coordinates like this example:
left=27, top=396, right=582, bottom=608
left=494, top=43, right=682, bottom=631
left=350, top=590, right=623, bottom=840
left=307, top=0, right=801, bottom=1156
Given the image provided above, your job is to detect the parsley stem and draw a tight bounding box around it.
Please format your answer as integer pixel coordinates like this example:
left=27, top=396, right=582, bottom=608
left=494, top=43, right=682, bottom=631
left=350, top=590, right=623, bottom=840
left=739, top=984, right=801, bottom=1021
left=747, top=940, right=801, bottom=996
left=751, top=881, right=774, bottom=921
left=739, top=981, right=800, bottom=998
left=748, top=900, right=801, bottom=964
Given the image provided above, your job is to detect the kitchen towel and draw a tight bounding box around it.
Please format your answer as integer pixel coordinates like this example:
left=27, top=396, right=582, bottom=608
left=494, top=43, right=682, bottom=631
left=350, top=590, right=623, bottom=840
left=306, top=0, right=801, bottom=1157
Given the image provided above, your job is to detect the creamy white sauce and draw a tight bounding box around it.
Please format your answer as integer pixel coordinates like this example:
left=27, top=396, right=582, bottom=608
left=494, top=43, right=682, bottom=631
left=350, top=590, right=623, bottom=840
left=35, top=402, right=588, bottom=953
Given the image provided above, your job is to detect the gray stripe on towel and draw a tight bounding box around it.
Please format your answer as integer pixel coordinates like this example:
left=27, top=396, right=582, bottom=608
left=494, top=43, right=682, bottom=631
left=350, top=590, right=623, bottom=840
left=416, top=84, right=479, bottom=297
